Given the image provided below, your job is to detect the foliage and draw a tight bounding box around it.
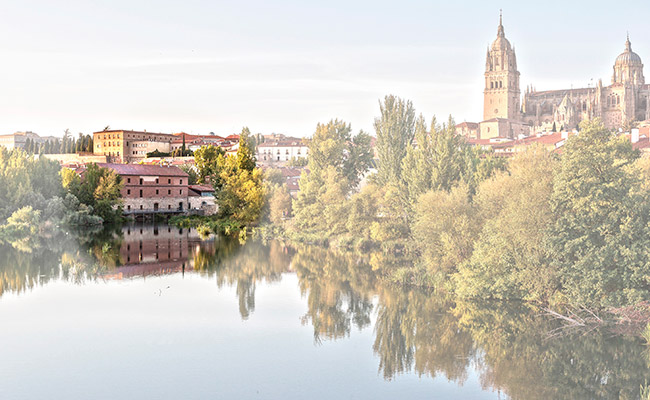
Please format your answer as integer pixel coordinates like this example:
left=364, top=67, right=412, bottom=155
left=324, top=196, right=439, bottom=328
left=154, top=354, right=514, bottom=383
left=193, top=145, right=226, bottom=184
left=413, top=184, right=478, bottom=287
left=146, top=150, right=171, bottom=157
left=179, top=164, right=198, bottom=185
left=374, top=95, right=416, bottom=185
left=287, top=156, right=308, bottom=167
left=455, top=146, right=557, bottom=301
left=548, top=118, right=650, bottom=307
left=63, top=163, right=123, bottom=224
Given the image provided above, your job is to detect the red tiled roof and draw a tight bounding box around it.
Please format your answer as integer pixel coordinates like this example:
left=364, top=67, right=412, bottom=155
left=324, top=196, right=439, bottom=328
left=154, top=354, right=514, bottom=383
left=97, top=163, right=189, bottom=177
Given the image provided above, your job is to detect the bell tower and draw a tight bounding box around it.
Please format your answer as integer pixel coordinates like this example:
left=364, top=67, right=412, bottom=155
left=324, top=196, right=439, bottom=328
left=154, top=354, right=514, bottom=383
left=483, top=12, right=521, bottom=121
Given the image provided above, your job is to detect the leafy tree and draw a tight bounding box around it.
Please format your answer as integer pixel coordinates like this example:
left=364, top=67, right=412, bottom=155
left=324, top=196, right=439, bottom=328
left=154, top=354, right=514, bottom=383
left=194, top=145, right=226, bottom=184
left=64, top=163, right=123, bottom=224
left=236, top=127, right=257, bottom=172
left=374, top=95, right=416, bottom=185
left=455, top=146, right=557, bottom=301
left=547, top=118, right=650, bottom=307
left=413, top=184, right=478, bottom=286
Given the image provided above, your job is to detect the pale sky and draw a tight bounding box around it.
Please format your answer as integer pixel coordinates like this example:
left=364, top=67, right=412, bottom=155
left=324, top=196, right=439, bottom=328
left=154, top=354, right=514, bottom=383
left=0, top=0, right=649, bottom=137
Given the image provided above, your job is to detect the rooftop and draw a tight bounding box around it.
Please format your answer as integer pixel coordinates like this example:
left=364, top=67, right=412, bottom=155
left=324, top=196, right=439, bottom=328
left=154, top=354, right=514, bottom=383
left=97, top=163, right=189, bottom=177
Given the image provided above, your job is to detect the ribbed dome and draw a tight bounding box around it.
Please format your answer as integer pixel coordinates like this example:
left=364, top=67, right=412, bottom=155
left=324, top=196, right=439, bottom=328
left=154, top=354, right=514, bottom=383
left=491, top=35, right=512, bottom=52
left=615, top=37, right=642, bottom=65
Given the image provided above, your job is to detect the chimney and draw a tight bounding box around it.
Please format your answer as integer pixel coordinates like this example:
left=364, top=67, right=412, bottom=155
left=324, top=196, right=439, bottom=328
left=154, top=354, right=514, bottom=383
left=632, top=128, right=640, bottom=144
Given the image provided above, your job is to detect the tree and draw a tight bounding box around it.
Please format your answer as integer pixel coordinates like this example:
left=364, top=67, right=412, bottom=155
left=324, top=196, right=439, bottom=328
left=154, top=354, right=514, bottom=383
left=237, top=127, right=256, bottom=172
left=216, top=156, right=265, bottom=225
left=292, top=119, right=373, bottom=234
left=304, top=119, right=372, bottom=191
left=455, top=146, right=557, bottom=301
left=548, top=118, right=650, bottom=307
left=64, top=163, right=123, bottom=224
left=374, top=95, right=416, bottom=185
left=402, top=115, right=469, bottom=209
left=194, top=145, right=226, bottom=184
left=413, top=184, right=478, bottom=286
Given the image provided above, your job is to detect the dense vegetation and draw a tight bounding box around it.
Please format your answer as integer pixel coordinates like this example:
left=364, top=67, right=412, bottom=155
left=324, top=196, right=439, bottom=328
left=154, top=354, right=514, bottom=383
left=171, top=127, right=265, bottom=236
left=270, top=95, right=650, bottom=309
left=0, top=148, right=123, bottom=250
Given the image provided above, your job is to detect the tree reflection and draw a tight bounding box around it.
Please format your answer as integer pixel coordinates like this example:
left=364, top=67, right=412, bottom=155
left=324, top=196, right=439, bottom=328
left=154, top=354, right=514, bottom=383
left=2, top=230, right=649, bottom=398
left=292, top=245, right=377, bottom=342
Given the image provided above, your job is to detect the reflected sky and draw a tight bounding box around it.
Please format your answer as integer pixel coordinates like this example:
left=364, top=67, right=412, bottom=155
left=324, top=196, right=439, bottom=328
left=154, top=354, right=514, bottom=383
left=0, top=224, right=646, bottom=399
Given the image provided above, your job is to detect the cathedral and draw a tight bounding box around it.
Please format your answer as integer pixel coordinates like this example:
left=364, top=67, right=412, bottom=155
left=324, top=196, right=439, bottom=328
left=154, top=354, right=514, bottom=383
left=469, top=14, right=650, bottom=139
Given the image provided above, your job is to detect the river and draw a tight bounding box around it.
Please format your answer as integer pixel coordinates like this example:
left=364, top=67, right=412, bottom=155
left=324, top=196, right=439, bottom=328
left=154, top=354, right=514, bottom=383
left=0, top=224, right=647, bottom=399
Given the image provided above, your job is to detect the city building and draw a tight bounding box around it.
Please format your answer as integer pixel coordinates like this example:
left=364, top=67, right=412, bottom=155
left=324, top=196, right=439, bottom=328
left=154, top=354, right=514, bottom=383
left=188, top=185, right=217, bottom=215
left=257, top=137, right=309, bottom=165
left=462, top=13, right=650, bottom=139
left=0, top=131, right=58, bottom=150
left=93, top=130, right=175, bottom=163
left=98, top=163, right=190, bottom=214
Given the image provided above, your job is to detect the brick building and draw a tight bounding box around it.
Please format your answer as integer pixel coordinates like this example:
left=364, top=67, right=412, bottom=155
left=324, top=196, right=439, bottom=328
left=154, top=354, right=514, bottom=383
left=98, top=163, right=190, bottom=214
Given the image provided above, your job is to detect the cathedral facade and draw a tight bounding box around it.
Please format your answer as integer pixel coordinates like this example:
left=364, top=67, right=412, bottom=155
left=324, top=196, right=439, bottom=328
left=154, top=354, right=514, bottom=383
left=470, top=15, right=650, bottom=139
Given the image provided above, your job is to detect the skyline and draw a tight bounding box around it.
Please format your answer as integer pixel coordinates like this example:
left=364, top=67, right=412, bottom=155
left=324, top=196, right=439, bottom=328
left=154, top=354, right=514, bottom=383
left=1, top=0, right=650, bottom=137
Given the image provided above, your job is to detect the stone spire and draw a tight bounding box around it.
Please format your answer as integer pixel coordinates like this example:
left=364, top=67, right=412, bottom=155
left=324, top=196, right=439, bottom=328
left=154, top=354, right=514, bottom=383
left=497, top=9, right=505, bottom=37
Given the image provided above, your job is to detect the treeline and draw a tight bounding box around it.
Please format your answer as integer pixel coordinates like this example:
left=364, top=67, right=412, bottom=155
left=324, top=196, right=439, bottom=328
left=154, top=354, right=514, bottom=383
left=0, top=148, right=123, bottom=251
left=24, top=130, right=94, bottom=154
left=269, top=95, right=650, bottom=309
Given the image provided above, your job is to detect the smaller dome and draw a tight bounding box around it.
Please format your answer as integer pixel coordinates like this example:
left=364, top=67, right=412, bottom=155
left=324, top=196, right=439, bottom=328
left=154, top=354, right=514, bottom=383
left=615, top=37, right=643, bottom=65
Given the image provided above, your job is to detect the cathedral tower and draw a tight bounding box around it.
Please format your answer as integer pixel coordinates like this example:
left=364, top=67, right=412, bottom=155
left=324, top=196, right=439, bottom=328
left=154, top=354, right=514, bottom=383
left=483, top=13, right=521, bottom=121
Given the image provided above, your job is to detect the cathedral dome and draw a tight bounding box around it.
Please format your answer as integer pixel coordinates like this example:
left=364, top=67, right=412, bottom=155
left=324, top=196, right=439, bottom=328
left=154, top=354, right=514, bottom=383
left=615, top=37, right=642, bottom=65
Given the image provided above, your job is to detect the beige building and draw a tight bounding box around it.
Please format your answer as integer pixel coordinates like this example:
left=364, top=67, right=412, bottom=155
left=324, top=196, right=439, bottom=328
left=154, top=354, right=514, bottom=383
left=93, top=130, right=175, bottom=163
left=522, top=36, right=650, bottom=131
left=462, top=15, right=649, bottom=139
left=0, top=131, right=58, bottom=150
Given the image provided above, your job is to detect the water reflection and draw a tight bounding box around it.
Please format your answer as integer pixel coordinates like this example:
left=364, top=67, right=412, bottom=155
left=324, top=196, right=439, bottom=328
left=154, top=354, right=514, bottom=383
left=0, top=224, right=649, bottom=398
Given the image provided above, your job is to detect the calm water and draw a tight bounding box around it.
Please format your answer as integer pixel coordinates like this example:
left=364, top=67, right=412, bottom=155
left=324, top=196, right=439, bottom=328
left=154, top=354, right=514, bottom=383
left=0, top=224, right=648, bottom=399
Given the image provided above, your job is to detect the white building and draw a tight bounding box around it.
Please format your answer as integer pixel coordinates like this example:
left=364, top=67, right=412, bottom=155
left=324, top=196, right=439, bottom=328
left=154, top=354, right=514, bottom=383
left=257, top=138, right=309, bottom=165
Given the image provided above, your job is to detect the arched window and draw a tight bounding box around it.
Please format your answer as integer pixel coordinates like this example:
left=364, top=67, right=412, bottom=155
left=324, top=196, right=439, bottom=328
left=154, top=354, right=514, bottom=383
left=491, top=82, right=494, bottom=89
left=499, top=81, right=503, bottom=88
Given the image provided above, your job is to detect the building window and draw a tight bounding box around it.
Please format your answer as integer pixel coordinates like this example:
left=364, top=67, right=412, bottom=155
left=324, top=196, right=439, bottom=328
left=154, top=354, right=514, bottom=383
left=140, top=190, right=143, bottom=197
left=180, top=179, right=183, bottom=185
left=139, top=178, right=143, bottom=185
left=127, top=178, right=131, bottom=183
left=127, top=189, right=131, bottom=195
left=168, top=179, right=171, bottom=184
left=156, top=189, right=159, bottom=195
left=168, top=189, right=171, bottom=195
left=156, top=178, right=159, bottom=184
left=180, top=189, right=183, bottom=195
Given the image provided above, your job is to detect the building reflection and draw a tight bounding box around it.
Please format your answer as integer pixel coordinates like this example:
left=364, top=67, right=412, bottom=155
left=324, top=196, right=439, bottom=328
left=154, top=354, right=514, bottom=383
left=103, top=224, right=213, bottom=280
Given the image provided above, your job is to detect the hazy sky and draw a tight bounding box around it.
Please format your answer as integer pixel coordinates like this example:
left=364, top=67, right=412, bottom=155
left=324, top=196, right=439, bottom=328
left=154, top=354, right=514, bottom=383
left=1, top=0, right=649, bottom=137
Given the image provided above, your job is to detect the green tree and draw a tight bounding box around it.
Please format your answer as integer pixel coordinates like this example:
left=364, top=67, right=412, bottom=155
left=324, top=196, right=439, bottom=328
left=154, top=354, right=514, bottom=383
left=236, top=127, right=257, bottom=172
left=374, top=95, right=416, bottom=185
left=194, top=145, right=226, bottom=184
left=65, top=163, right=123, bottom=224
left=455, top=146, right=557, bottom=301
left=548, top=118, right=650, bottom=307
